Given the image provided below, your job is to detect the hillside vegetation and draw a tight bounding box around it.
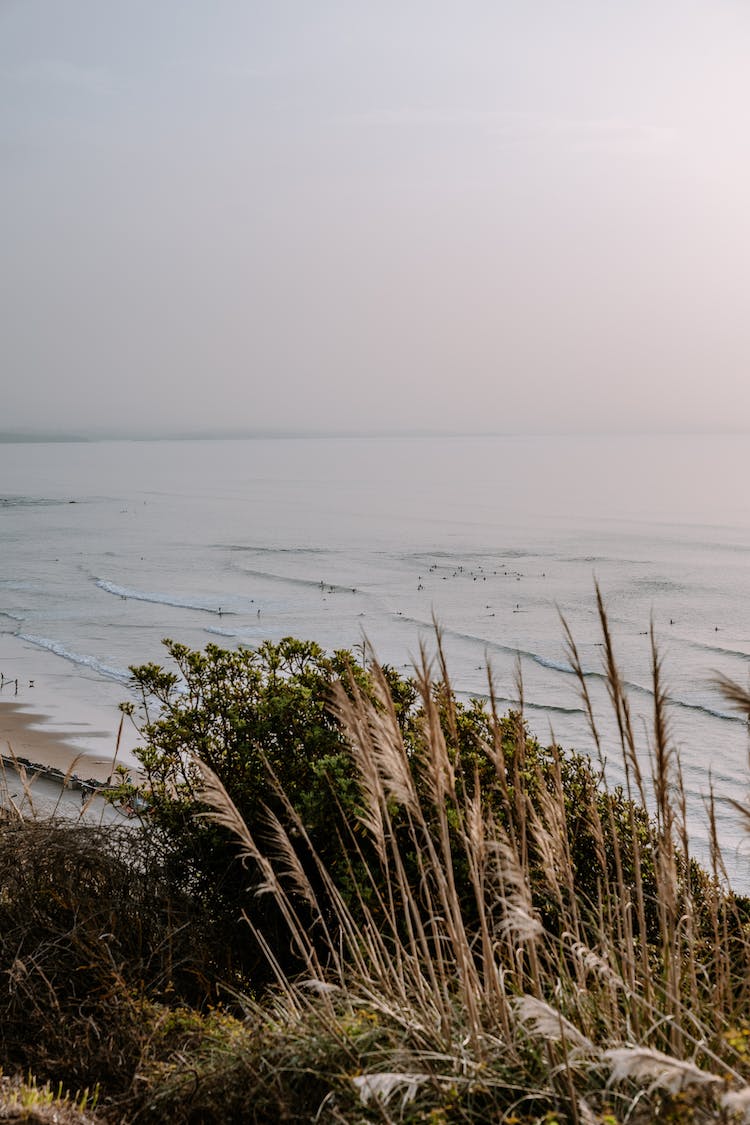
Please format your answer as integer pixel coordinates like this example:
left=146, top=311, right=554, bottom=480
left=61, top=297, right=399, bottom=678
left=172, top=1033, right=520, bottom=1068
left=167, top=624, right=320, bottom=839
left=2, top=595, right=750, bottom=1123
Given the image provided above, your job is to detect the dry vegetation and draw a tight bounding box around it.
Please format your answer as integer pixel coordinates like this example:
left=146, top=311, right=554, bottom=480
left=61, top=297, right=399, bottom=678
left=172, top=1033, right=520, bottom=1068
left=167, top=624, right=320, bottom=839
left=2, top=594, right=750, bottom=1123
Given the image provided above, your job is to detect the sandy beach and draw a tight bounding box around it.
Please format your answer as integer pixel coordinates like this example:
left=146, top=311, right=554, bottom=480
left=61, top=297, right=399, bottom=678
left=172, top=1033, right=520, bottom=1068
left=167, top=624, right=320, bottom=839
left=0, top=702, right=123, bottom=783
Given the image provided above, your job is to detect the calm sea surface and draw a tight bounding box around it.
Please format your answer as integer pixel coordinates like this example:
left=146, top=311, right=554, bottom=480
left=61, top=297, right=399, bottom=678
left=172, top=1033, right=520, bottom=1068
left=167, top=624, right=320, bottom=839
left=2, top=434, right=750, bottom=882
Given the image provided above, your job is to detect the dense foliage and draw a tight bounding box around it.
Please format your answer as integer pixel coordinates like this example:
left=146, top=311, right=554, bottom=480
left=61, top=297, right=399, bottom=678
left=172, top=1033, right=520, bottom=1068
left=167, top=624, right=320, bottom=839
left=3, top=621, right=750, bottom=1124
left=122, top=638, right=419, bottom=981
left=0, top=819, right=228, bottom=1110
left=122, top=637, right=661, bottom=987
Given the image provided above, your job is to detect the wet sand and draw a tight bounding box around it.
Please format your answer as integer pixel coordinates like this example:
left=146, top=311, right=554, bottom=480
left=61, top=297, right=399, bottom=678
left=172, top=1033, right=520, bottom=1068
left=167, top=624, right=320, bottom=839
left=0, top=702, right=122, bottom=783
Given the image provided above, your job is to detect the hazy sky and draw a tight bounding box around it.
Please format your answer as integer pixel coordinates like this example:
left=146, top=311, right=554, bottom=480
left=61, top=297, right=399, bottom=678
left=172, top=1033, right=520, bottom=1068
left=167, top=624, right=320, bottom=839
left=3, top=2, right=750, bottom=435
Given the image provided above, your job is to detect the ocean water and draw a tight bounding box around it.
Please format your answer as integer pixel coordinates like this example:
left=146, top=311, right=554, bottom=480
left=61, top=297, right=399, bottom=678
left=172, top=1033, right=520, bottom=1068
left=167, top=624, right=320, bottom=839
left=1, top=433, right=750, bottom=883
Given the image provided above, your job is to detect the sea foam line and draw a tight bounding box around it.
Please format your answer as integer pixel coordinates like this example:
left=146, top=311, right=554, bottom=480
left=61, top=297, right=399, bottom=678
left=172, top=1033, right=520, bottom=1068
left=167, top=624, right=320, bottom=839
left=230, top=565, right=362, bottom=595
left=225, top=544, right=332, bottom=556
left=689, top=639, right=750, bottom=663
left=456, top=689, right=585, bottom=717
left=398, top=616, right=746, bottom=726
left=96, top=579, right=226, bottom=615
left=393, top=614, right=583, bottom=678
left=18, top=633, right=130, bottom=683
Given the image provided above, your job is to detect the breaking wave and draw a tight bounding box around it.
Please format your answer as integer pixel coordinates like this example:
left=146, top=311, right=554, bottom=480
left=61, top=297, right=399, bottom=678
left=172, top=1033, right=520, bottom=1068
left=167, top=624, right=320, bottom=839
left=18, top=633, right=130, bottom=683
left=96, top=579, right=227, bottom=615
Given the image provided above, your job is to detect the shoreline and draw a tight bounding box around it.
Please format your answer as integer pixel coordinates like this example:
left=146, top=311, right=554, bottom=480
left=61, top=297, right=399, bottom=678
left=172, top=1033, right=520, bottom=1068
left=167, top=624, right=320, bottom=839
left=0, top=702, right=125, bottom=784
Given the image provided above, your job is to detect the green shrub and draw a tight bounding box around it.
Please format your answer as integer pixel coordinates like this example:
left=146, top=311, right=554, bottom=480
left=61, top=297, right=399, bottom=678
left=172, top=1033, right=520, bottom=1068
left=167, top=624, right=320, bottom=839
left=123, top=635, right=665, bottom=990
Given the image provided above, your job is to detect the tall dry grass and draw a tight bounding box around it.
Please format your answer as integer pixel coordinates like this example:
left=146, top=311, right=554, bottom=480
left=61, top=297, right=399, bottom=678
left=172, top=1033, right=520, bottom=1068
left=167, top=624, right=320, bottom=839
left=187, top=596, right=750, bottom=1124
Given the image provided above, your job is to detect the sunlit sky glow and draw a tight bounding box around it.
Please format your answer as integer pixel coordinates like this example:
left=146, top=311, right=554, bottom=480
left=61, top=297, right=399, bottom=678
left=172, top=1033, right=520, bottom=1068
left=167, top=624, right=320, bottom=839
left=2, top=1, right=750, bottom=435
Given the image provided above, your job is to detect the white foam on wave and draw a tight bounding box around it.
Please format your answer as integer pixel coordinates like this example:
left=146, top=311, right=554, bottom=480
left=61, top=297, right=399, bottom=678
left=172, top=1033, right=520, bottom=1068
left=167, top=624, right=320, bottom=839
left=205, top=626, right=239, bottom=638
left=400, top=614, right=744, bottom=727
left=18, top=633, right=131, bottom=683
left=96, top=579, right=224, bottom=615
left=691, top=639, right=750, bottom=663
left=668, top=696, right=743, bottom=724
left=456, top=688, right=585, bottom=716
left=530, top=653, right=575, bottom=674
left=230, top=564, right=360, bottom=595
left=400, top=615, right=583, bottom=679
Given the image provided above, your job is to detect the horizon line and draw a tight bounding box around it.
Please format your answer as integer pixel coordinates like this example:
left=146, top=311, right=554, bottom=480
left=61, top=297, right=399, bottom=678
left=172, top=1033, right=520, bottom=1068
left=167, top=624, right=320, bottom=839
left=2, top=426, right=750, bottom=444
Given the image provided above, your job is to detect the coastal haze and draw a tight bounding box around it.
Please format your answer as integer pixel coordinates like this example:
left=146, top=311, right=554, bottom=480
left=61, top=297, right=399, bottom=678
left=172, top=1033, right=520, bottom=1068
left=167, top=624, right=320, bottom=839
left=3, top=2, right=750, bottom=435
left=2, top=7, right=750, bottom=878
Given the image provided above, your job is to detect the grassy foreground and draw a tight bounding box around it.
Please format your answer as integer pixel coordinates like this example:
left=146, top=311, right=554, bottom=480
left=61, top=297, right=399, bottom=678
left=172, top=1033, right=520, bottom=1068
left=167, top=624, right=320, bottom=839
left=2, top=596, right=750, bottom=1123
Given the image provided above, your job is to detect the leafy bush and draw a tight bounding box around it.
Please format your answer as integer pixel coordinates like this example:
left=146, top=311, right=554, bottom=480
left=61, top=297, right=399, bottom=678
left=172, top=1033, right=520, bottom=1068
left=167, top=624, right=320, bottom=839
left=123, top=638, right=420, bottom=981
left=124, top=634, right=663, bottom=989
